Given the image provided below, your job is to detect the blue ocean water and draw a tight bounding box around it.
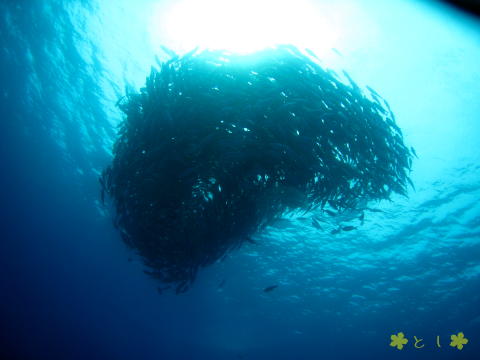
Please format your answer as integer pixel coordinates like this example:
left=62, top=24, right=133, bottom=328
left=1, top=1, right=479, bottom=359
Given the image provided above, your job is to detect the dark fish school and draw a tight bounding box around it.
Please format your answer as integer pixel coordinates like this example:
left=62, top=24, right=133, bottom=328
left=100, top=45, right=414, bottom=293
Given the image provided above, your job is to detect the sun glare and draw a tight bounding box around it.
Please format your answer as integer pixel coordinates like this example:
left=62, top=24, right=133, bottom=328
left=149, top=0, right=341, bottom=56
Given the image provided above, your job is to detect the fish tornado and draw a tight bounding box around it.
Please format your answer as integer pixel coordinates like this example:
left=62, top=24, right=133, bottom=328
left=100, top=45, right=414, bottom=293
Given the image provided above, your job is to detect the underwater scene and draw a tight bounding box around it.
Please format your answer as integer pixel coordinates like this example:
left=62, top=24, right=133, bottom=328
left=1, top=0, right=479, bottom=359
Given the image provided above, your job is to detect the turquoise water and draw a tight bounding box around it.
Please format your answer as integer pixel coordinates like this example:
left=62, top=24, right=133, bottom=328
left=1, top=1, right=479, bottom=359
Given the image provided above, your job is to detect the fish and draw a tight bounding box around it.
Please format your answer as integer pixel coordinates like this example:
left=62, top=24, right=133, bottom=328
left=99, top=176, right=106, bottom=205
left=263, top=285, right=278, bottom=292
left=246, top=236, right=257, bottom=244
left=331, top=227, right=341, bottom=235
left=365, top=207, right=384, bottom=213
left=183, top=46, right=199, bottom=60
left=411, top=147, right=418, bottom=158
left=366, top=85, right=381, bottom=99
left=103, top=45, right=414, bottom=294
left=311, top=218, right=323, bottom=230
left=176, top=281, right=189, bottom=294
left=160, top=45, right=178, bottom=59
left=359, top=212, right=365, bottom=225
left=407, top=177, right=415, bottom=191
left=332, top=48, right=343, bottom=56
left=324, top=209, right=337, bottom=217
left=342, top=225, right=357, bottom=231
left=327, top=200, right=339, bottom=210
left=157, top=286, right=171, bottom=295
left=154, top=55, right=162, bottom=68
left=218, top=279, right=226, bottom=289
left=305, top=48, right=320, bottom=60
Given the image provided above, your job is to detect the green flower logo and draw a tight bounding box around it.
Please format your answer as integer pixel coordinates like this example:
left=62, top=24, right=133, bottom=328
left=390, top=332, right=408, bottom=350
left=450, top=332, right=468, bottom=350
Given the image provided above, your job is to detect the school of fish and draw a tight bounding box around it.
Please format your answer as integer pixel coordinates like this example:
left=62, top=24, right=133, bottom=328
left=100, top=45, right=414, bottom=293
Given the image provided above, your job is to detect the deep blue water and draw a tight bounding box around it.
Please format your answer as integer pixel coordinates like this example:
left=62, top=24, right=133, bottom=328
left=1, top=1, right=480, bottom=359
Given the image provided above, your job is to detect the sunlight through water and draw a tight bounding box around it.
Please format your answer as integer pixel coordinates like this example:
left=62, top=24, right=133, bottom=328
left=148, top=0, right=344, bottom=55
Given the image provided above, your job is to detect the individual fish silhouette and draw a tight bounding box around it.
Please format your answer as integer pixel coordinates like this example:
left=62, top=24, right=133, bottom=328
left=359, top=212, right=365, bottom=225
left=342, top=225, right=357, bottom=231
left=311, top=218, right=323, bottom=230
left=411, top=146, right=418, bottom=158
left=176, top=281, right=189, bottom=295
left=246, top=236, right=257, bottom=244
left=99, top=177, right=106, bottom=205
left=365, top=207, right=384, bottom=213
left=332, top=48, right=343, bottom=56
left=305, top=48, right=320, bottom=60
left=218, top=279, right=226, bottom=289
left=407, top=177, right=415, bottom=191
left=263, top=285, right=278, bottom=292
left=157, top=286, right=171, bottom=295
left=331, top=227, right=341, bottom=235
left=327, top=200, right=339, bottom=210
left=324, top=209, right=337, bottom=217
left=160, top=45, right=178, bottom=59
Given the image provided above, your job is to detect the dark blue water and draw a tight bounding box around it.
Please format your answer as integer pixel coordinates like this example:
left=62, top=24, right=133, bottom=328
left=1, top=1, right=479, bottom=359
